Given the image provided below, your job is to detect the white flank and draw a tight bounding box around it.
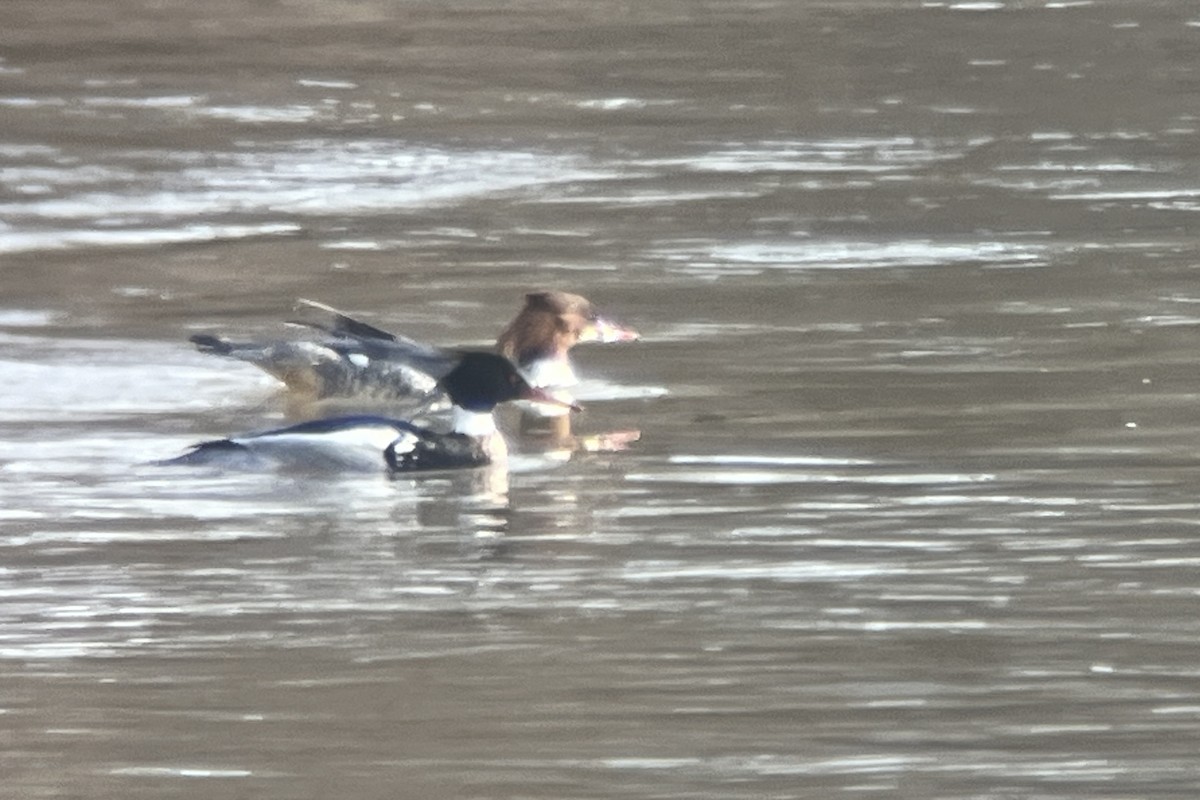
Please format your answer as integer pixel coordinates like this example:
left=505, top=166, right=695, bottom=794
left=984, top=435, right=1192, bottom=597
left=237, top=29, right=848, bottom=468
left=236, top=423, right=404, bottom=470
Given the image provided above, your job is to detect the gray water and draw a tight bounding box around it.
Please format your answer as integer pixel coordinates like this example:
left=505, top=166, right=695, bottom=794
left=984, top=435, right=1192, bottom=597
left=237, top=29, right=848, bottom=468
left=4, top=1, right=1200, bottom=797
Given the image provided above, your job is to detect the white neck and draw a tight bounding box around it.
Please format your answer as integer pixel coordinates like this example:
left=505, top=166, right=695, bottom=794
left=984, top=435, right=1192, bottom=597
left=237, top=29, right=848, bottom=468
left=452, top=406, right=498, bottom=437
left=525, top=356, right=578, bottom=389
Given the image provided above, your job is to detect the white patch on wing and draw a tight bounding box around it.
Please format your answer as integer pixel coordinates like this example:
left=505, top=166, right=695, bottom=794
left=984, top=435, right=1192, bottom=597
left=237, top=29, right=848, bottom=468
left=297, top=342, right=340, bottom=361
left=348, top=353, right=370, bottom=368
left=387, top=430, right=420, bottom=456
left=397, top=365, right=440, bottom=394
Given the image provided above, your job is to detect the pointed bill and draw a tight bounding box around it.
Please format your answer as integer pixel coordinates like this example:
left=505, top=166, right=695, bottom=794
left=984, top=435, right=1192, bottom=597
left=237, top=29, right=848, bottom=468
left=581, top=316, right=640, bottom=344
left=519, top=385, right=583, bottom=413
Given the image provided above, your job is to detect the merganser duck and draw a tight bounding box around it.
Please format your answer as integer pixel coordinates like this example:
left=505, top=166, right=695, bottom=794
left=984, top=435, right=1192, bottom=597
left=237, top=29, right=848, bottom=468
left=189, top=291, right=638, bottom=412
left=497, top=291, right=638, bottom=392
left=159, top=352, right=578, bottom=472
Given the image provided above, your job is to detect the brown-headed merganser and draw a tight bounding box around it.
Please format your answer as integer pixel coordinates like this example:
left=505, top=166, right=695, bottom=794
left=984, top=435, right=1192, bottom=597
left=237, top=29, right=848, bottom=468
left=188, top=291, right=638, bottom=413
left=159, top=352, right=578, bottom=472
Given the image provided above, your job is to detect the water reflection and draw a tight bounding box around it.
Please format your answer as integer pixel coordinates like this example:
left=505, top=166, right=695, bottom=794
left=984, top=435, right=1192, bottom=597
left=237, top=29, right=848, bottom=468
left=1, top=455, right=586, bottom=662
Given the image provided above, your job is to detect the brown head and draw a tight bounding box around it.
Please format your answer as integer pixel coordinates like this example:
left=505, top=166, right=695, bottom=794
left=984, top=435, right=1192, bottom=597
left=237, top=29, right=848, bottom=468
left=495, top=291, right=638, bottom=366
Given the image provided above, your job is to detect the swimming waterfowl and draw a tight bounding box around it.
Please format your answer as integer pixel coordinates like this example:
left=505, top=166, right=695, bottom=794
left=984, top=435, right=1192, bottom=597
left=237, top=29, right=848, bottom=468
left=189, top=292, right=638, bottom=413
left=160, top=351, right=578, bottom=472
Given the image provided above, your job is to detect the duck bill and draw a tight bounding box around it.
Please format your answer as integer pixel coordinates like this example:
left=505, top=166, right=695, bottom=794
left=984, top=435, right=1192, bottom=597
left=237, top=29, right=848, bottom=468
left=520, top=385, right=583, bottom=413
left=580, top=316, right=640, bottom=344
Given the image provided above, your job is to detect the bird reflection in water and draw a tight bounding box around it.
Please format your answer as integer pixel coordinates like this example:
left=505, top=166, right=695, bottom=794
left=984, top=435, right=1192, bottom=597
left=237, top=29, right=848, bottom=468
left=515, top=410, right=641, bottom=459
left=392, top=464, right=515, bottom=560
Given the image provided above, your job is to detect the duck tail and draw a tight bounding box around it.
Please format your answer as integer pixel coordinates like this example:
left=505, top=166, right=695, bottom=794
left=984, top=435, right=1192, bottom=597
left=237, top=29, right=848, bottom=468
left=189, top=333, right=237, bottom=356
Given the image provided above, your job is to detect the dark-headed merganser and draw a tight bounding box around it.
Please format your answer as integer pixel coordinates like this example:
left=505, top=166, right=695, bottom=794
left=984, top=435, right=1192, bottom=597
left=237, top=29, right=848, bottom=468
left=160, top=352, right=578, bottom=472
left=189, top=292, right=638, bottom=412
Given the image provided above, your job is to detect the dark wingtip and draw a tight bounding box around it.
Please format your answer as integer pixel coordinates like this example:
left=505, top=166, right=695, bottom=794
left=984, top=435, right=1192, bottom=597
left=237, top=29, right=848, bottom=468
left=189, top=333, right=233, bottom=355
left=153, top=438, right=248, bottom=467
left=294, top=298, right=397, bottom=342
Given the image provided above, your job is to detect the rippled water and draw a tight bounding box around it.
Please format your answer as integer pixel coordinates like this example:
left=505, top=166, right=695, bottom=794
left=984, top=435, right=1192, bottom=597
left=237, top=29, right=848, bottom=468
left=4, top=1, right=1200, bottom=797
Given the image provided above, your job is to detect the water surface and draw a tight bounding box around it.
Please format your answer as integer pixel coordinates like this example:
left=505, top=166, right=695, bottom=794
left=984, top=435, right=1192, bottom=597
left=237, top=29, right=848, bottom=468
left=4, top=1, right=1200, bottom=797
